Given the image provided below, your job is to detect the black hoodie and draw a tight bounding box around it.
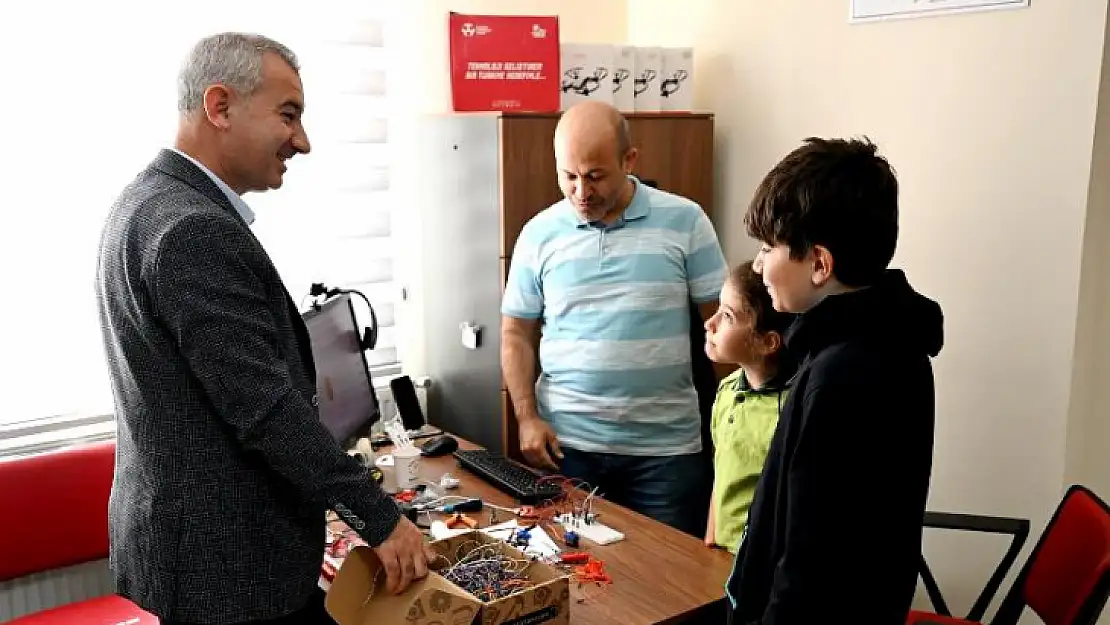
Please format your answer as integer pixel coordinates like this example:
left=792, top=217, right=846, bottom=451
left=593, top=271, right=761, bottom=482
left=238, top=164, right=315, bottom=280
left=726, top=269, right=943, bottom=625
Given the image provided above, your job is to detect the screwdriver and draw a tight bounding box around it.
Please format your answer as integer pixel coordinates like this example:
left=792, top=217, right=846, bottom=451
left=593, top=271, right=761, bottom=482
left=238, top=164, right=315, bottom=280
left=439, top=498, right=484, bottom=514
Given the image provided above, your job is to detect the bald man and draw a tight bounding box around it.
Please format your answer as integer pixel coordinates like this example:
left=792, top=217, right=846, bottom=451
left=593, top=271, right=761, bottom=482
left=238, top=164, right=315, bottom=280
left=500, top=102, right=727, bottom=535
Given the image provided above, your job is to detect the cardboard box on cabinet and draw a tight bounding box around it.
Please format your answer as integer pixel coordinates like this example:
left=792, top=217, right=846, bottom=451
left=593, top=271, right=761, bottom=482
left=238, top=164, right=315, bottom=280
left=633, top=46, right=662, bottom=112
left=612, top=45, right=636, bottom=112
left=449, top=13, right=560, bottom=112
left=660, top=47, right=694, bottom=111
left=559, top=43, right=614, bottom=109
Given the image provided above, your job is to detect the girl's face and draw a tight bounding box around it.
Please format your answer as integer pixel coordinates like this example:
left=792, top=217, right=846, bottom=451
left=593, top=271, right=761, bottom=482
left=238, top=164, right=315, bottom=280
left=705, top=282, right=772, bottom=365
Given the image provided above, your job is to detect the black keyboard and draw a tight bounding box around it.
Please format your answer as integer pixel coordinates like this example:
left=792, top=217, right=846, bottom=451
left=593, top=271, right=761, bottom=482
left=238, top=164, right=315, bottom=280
left=453, top=449, right=564, bottom=504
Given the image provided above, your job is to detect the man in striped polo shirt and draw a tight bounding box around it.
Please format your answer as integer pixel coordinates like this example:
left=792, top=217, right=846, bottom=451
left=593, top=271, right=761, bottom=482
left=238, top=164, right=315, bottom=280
left=501, top=101, right=727, bottom=535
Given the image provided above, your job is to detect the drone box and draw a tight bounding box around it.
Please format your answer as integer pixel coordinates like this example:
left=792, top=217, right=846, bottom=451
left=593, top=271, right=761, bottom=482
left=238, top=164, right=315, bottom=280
left=326, top=530, right=570, bottom=625
left=660, top=47, right=695, bottom=111
left=449, top=13, right=560, bottom=112
left=612, top=45, right=636, bottom=112
left=633, top=46, right=662, bottom=112
left=560, top=43, right=614, bottom=110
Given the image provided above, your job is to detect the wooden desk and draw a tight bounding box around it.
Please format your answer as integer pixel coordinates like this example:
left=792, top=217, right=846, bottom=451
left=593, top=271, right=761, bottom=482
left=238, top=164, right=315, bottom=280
left=384, top=437, right=733, bottom=625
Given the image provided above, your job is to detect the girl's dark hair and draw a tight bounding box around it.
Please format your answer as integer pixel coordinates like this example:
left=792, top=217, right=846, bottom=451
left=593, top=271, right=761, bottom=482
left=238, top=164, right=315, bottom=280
left=728, top=260, right=793, bottom=337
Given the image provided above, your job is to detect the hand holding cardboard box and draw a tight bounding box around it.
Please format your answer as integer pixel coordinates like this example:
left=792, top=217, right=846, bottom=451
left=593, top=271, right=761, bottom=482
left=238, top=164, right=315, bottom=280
left=327, top=531, right=571, bottom=625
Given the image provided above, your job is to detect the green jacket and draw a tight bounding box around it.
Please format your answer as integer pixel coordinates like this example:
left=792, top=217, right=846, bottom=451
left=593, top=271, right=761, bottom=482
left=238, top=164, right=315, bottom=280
left=710, top=368, right=789, bottom=553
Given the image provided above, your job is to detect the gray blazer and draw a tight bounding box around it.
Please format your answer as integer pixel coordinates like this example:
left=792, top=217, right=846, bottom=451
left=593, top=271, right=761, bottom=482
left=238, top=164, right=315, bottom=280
left=95, top=149, right=400, bottom=624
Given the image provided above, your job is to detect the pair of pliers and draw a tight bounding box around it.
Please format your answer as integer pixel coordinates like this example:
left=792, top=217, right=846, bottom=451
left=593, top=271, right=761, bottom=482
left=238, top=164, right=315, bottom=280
left=445, top=512, right=478, bottom=529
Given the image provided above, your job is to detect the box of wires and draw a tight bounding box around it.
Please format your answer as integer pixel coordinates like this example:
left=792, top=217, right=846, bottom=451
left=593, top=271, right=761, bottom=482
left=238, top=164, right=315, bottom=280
left=326, top=530, right=570, bottom=625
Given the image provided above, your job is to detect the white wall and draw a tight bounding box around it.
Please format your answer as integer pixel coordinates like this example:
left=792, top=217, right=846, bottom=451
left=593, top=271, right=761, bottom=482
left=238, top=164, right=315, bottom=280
left=1066, top=0, right=1110, bottom=504
left=627, top=1, right=1110, bottom=621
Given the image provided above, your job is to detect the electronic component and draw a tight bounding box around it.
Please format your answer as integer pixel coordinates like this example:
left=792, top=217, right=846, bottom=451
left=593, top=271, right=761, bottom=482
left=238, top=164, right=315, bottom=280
left=511, top=528, right=532, bottom=548
left=555, top=513, right=624, bottom=545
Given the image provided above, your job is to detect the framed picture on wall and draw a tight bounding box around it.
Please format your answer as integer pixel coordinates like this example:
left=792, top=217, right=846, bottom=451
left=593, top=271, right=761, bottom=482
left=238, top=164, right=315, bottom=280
left=850, top=0, right=1030, bottom=23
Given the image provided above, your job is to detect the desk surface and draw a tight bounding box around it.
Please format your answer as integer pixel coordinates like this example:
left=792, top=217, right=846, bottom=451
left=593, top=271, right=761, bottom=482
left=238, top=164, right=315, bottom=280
left=379, top=437, right=732, bottom=625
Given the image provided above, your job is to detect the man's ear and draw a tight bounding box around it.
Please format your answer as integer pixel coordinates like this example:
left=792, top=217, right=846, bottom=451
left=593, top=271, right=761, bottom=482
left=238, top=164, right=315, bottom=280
left=622, top=147, right=639, bottom=175
left=202, top=84, right=234, bottom=130
left=810, top=245, right=835, bottom=288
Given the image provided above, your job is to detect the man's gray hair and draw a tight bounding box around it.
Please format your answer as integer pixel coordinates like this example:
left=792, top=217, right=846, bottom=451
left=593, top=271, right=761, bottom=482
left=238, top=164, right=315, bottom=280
left=178, top=32, right=299, bottom=114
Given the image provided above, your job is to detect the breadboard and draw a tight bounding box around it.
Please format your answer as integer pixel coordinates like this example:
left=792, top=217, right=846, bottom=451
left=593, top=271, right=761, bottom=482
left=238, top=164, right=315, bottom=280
left=555, top=514, right=625, bottom=545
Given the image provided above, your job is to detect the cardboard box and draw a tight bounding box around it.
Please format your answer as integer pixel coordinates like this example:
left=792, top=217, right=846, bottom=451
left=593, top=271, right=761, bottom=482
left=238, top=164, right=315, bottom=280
left=449, top=13, right=560, bottom=112
left=326, top=530, right=570, bottom=625
left=633, top=46, right=662, bottom=112
left=660, top=47, right=695, bottom=111
left=559, top=43, right=614, bottom=109
left=612, top=45, right=636, bottom=112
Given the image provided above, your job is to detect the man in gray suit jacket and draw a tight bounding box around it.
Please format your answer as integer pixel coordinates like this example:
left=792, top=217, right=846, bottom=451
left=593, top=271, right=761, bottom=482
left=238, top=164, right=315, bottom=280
left=95, top=33, right=432, bottom=625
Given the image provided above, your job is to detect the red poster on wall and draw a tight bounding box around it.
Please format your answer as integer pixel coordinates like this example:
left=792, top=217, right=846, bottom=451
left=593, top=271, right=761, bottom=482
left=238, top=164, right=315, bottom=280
left=449, top=13, right=560, bottom=113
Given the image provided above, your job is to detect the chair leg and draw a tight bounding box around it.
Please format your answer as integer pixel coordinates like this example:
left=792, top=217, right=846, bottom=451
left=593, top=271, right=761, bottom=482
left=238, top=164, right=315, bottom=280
left=920, top=554, right=953, bottom=616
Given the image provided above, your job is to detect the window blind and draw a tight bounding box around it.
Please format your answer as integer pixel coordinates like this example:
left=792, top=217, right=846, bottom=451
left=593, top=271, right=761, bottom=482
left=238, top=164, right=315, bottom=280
left=0, top=4, right=401, bottom=430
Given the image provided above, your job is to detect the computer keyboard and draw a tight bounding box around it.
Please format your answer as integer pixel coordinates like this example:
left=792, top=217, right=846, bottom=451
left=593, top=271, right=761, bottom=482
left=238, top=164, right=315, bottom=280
left=452, top=449, right=565, bottom=504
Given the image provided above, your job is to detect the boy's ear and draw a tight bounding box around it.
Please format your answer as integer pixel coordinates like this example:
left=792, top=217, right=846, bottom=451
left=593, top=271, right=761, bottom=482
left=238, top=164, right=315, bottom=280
left=810, top=245, right=835, bottom=288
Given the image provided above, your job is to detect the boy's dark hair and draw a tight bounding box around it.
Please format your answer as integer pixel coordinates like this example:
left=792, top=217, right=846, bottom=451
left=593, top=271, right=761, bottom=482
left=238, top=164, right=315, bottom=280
left=744, top=136, right=899, bottom=287
left=729, top=261, right=793, bottom=338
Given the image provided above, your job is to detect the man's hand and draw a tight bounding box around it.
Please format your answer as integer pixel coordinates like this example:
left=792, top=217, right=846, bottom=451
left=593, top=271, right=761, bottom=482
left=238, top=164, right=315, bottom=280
left=372, top=517, right=436, bottom=595
left=517, top=410, right=562, bottom=471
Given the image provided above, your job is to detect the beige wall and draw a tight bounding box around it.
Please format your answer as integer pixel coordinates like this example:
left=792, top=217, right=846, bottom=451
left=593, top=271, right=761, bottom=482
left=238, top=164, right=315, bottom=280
left=1067, top=4, right=1110, bottom=507
left=628, top=0, right=1109, bottom=621
left=388, top=1, right=629, bottom=373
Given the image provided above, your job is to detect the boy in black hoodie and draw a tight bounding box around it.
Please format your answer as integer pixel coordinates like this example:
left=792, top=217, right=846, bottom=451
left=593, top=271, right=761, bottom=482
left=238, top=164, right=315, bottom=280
left=726, top=137, right=943, bottom=625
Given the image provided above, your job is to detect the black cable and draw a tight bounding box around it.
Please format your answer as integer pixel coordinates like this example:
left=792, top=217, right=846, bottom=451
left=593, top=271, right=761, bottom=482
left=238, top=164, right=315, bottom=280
left=336, top=287, right=379, bottom=351
left=308, top=282, right=379, bottom=351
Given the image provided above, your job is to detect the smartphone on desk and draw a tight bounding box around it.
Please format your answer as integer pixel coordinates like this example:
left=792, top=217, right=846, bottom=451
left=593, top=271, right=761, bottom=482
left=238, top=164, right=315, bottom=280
left=371, top=376, right=440, bottom=449
left=390, top=375, right=426, bottom=431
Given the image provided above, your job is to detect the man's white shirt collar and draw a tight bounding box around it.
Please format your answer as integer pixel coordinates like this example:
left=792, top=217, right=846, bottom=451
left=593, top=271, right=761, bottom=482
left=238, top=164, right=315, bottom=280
left=169, top=148, right=256, bottom=225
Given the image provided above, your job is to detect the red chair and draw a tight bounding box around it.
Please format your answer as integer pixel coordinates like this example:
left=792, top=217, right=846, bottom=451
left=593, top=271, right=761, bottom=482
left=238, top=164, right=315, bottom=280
left=0, top=440, right=158, bottom=624
left=910, top=484, right=1110, bottom=625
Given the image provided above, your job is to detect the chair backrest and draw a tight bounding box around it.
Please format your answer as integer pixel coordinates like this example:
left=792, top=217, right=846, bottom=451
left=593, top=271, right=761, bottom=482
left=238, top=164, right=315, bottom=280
left=996, top=485, right=1110, bottom=625
left=0, top=440, right=116, bottom=581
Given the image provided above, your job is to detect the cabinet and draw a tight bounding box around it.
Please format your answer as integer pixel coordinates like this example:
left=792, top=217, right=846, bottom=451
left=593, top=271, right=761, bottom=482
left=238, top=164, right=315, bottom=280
left=418, top=112, right=717, bottom=458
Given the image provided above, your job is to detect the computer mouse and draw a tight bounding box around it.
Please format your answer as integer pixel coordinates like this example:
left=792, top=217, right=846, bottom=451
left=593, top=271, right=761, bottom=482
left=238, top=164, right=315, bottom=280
left=420, top=435, right=459, bottom=457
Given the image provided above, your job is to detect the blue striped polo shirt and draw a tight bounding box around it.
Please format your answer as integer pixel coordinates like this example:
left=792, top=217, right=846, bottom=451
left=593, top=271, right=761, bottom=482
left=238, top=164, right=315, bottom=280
left=501, top=177, right=727, bottom=456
